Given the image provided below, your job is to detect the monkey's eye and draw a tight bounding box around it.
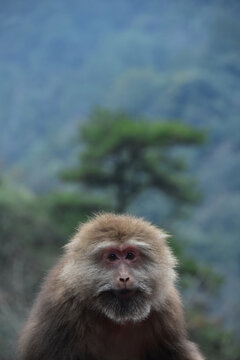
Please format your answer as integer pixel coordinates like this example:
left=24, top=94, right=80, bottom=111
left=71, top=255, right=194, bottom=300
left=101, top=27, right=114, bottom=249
left=108, top=253, right=118, bottom=261
left=126, top=252, right=135, bottom=260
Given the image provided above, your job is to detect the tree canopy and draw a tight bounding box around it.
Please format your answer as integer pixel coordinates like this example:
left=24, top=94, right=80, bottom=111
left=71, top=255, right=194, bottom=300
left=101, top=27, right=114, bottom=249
left=62, top=109, right=205, bottom=212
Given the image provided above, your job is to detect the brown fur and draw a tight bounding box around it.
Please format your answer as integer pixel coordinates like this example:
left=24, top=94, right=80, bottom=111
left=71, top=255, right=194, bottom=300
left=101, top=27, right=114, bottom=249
left=18, top=213, right=204, bottom=360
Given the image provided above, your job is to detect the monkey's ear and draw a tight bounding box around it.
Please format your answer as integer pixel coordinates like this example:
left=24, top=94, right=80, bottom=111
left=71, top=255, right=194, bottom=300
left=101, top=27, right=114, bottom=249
left=158, top=230, right=178, bottom=267
left=158, top=228, right=171, bottom=241
left=63, top=232, right=83, bottom=255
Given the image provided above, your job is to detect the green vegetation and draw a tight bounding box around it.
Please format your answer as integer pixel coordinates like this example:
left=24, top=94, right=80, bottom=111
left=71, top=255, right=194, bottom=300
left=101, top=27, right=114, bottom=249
left=62, top=109, right=205, bottom=212
left=0, top=184, right=64, bottom=359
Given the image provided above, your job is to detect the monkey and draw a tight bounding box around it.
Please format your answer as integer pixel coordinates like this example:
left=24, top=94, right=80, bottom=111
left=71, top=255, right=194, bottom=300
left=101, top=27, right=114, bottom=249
left=18, top=213, right=204, bottom=360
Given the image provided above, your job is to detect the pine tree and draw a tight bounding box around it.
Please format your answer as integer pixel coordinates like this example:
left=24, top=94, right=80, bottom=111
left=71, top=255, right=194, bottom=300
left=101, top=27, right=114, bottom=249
left=62, top=108, right=205, bottom=212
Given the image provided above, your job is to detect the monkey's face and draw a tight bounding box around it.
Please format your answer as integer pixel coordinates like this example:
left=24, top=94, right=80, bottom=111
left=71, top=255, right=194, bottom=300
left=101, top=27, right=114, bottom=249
left=62, top=214, right=177, bottom=324
left=90, top=243, right=152, bottom=323
left=82, top=239, right=173, bottom=324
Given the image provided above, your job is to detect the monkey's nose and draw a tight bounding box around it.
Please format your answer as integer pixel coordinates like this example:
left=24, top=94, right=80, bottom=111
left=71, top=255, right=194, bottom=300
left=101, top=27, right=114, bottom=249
left=119, top=276, right=130, bottom=283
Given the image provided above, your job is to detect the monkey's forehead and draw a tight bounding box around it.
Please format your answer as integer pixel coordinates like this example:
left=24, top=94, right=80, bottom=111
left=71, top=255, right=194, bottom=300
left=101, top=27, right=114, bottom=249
left=66, top=213, right=169, bottom=252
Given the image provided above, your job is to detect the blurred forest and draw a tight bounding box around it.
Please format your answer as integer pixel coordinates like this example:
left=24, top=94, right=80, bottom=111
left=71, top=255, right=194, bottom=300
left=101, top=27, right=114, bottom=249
left=0, top=0, right=240, bottom=359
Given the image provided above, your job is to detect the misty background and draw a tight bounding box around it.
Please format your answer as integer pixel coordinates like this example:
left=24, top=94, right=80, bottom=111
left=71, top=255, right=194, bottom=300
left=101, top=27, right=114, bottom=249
left=0, top=0, right=240, bottom=359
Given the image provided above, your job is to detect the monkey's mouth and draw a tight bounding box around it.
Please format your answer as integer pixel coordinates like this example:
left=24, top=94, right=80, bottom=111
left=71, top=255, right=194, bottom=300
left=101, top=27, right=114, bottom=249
left=95, top=288, right=150, bottom=323
left=113, top=289, right=136, bottom=298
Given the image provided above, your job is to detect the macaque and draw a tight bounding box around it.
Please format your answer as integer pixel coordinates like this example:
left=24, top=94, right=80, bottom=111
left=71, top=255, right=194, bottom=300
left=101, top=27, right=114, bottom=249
left=18, top=213, right=204, bottom=360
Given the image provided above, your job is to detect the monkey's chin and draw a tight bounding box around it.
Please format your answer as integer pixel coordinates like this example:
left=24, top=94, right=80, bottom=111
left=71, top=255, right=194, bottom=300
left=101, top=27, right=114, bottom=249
left=94, top=289, right=151, bottom=324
